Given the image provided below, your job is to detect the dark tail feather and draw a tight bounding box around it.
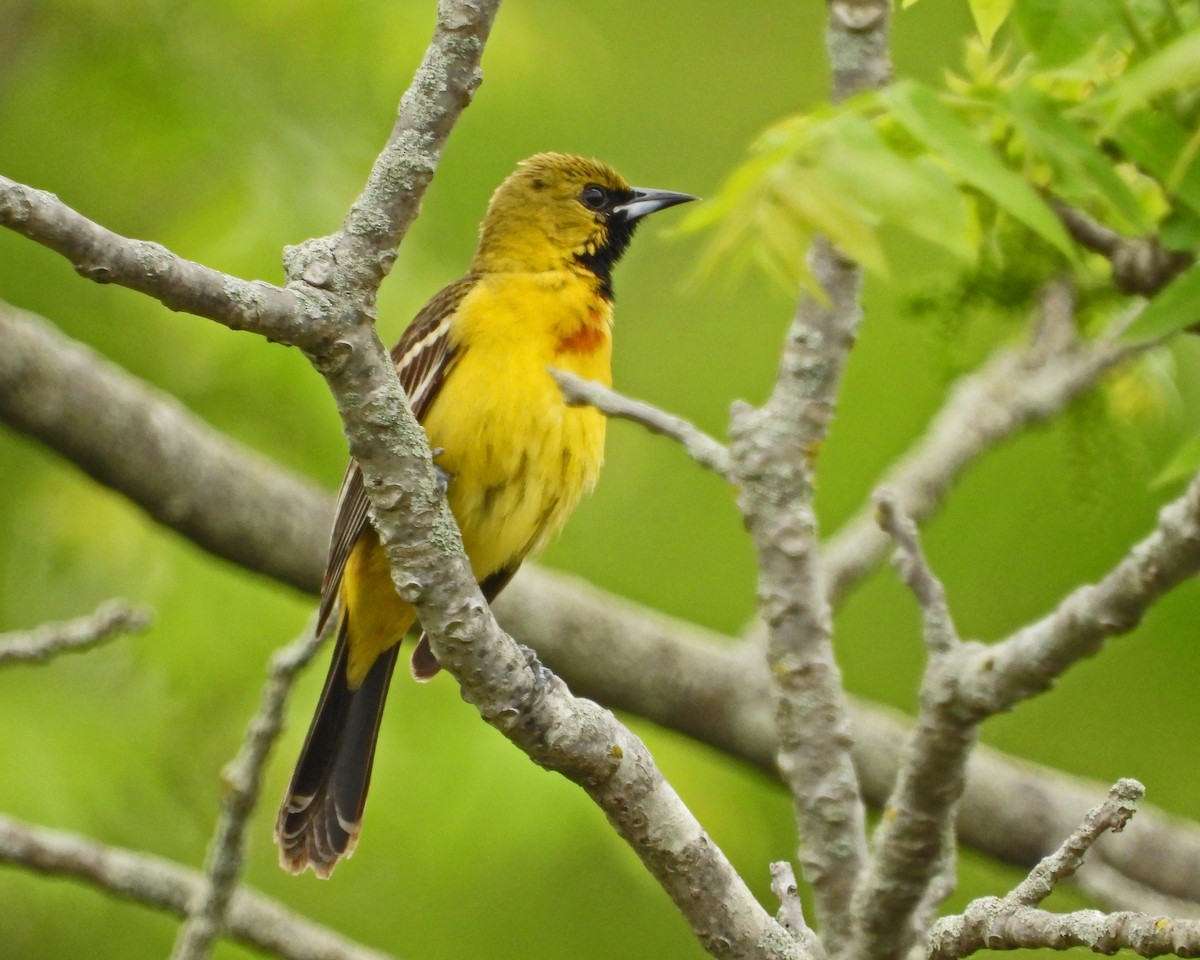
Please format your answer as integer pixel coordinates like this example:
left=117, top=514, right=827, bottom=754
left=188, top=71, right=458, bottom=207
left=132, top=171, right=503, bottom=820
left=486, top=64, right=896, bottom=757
left=275, top=621, right=400, bottom=878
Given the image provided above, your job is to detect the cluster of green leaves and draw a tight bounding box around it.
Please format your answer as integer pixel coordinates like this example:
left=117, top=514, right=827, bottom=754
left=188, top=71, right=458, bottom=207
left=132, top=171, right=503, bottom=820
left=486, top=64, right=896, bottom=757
left=688, top=0, right=1200, bottom=343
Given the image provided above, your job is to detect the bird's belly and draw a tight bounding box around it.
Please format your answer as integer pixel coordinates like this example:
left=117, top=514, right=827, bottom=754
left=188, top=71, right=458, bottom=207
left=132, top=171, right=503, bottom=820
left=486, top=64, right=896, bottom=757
left=421, top=359, right=606, bottom=581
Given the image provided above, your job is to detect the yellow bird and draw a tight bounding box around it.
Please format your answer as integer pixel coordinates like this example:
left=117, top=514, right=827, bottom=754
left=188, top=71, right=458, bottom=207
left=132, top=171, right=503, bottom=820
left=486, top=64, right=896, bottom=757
left=276, top=153, right=694, bottom=877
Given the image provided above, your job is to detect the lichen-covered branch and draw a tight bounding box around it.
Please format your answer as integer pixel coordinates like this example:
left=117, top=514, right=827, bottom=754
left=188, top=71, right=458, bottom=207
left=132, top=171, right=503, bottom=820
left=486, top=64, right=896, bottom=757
left=931, top=904, right=1200, bottom=959
left=497, top=569, right=1198, bottom=914
left=285, top=0, right=500, bottom=297
left=0, top=177, right=310, bottom=344
left=873, top=492, right=956, bottom=655
left=929, top=780, right=1200, bottom=959
left=729, top=0, right=895, bottom=940
left=1009, top=778, right=1143, bottom=908
left=847, top=465, right=1200, bottom=958
left=729, top=237, right=868, bottom=946
left=772, top=862, right=825, bottom=960
left=0, top=598, right=152, bottom=666
left=0, top=815, right=398, bottom=960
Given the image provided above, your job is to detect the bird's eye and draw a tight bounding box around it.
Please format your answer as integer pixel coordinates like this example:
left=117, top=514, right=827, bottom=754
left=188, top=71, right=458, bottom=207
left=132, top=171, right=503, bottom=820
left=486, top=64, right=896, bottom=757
left=580, top=184, right=609, bottom=211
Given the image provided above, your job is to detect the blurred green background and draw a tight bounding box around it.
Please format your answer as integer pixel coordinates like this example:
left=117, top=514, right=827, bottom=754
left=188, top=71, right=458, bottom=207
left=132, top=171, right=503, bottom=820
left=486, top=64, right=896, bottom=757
left=1, top=1, right=1198, bottom=958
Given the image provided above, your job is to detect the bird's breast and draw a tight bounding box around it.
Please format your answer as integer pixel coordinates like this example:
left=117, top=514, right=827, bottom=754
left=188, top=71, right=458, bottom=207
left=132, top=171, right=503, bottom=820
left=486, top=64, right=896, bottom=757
left=419, top=273, right=611, bottom=580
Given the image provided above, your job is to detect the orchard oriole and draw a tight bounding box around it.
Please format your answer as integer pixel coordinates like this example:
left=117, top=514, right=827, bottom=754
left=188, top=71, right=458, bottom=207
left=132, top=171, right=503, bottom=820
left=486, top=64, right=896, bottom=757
left=275, top=153, right=694, bottom=877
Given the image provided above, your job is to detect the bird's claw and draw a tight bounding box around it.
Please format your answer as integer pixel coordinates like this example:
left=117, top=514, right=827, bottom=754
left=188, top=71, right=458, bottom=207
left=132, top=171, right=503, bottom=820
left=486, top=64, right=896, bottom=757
left=430, top=446, right=454, bottom=497
left=520, top=644, right=556, bottom=695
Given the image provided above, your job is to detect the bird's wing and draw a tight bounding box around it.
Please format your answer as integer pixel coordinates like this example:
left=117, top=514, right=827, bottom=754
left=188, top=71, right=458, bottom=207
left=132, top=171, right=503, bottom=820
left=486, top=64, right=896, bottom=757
left=315, top=277, right=477, bottom=633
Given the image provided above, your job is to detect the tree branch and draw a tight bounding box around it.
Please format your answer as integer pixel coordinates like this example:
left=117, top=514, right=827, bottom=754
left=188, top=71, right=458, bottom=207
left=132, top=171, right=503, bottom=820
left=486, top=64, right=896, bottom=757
left=0, top=177, right=309, bottom=343
left=846, top=464, right=1200, bottom=959
left=932, top=905, right=1200, bottom=959
left=873, top=491, right=957, bottom=655
left=285, top=0, right=500, bottom=297
left=0, top=598, right=152, bottom=666
left=1009, top=778, right=1143, bottom=908
left=518, top=568, right=1200, bottom=917
left=822, top=282, right=1140, bottom=605
left=730, top=237, right=869, bottom=947
left=728, top=0, right=895, bottom=942
left=960, top=466, right=1200, bottom=718
left=1050, top=198, right=1193, bottom=297
left=772, top=861, right=825, bottom=960
left=848, top=462, right=1200, bottom=957
left=0, top=815, right=398, bottom=960
left=0, top=302, right=331, bottom=594
left=551, top=369, right=733, bottom=481
left=929, top=780, right=1200, bottom=959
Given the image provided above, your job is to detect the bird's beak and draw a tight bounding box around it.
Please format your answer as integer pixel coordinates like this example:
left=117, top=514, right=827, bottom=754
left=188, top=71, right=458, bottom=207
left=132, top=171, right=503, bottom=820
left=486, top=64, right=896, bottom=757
left=611, top=187, right=697, bottom=223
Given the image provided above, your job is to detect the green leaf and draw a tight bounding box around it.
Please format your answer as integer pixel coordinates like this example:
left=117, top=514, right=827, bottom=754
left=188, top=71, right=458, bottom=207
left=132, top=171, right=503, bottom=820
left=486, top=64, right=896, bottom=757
left=971, top=0, right=1016, bottom=49
left=1114, top=112, right=1200, bottom=219
left=881, top=80, right=1075, bottom=256
left=1012, top=0, right=1121, bottom=66
left=1160, top=211, right=1200, bottom=252
left=1123, top=262, right=1200, bottom=342
left=1154, top=431, right=1200, bottom=487
left=770, top=166, right=891, bottom=278
left=1004, top=88, right=1149, bottom=232
left=1089, top=23, right=1200, bottom=128
left=816, top=115, right=978, bottom=264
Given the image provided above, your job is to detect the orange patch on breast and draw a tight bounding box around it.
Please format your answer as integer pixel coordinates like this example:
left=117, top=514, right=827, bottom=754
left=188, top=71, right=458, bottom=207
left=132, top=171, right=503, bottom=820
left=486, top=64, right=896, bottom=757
left=556, top=323, right=607, bottom=355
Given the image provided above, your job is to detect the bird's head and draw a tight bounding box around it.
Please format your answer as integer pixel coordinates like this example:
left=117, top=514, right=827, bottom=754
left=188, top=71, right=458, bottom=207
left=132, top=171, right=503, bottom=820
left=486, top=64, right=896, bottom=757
left=472, top=152, right=695, bottom=298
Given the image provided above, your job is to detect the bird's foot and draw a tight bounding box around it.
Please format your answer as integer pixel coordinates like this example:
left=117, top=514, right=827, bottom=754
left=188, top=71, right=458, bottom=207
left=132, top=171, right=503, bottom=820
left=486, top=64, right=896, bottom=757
left=520, top=644, right=557, bottom=696
left=430, top=446, right=454, bottom=497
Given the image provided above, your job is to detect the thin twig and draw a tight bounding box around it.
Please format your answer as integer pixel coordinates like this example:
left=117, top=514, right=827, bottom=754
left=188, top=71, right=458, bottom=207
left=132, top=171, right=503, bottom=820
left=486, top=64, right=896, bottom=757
left=960, top=468, right=1200, bottom=717
left=849, top=496, right=967, bottom=960
left=1050, top=197, right=1193, bottom=296
left=873, top=489, right=957, bottom=655
left=551, top=369, right=733, bottom=480
left=0, top=815, right=397, bottom=960
left=169, top=624, right=325, bottom=960
left=0, top=598, right=152, bottom=666
left=1011, top=778, right=1145, bottom=907
left=771, top=861, right=807, bottom=934
left=928, top=780, right=1200, bottom=959
left=772, top=862, right=825, bottom=960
